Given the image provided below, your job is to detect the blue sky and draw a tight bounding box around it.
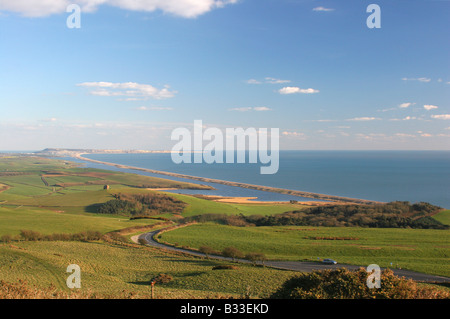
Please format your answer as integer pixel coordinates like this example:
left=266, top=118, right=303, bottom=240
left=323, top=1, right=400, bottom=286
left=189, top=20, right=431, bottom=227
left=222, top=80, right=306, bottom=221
left=0, top=0, right=449, bottom=150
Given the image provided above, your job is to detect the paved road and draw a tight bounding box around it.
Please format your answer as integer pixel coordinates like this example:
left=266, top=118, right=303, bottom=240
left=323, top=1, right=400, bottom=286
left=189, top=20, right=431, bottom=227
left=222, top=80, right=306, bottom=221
left=137, top=230, right=450, bottom=283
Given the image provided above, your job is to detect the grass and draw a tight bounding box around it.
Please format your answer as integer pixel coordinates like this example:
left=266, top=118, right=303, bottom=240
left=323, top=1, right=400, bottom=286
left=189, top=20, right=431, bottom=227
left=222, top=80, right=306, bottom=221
left=160, top=223, right=450, bottom=277
left=433, top=210, right=450, bottom=226
left=0, top=240, right=297, bottom=298
left=169, top=193, right=306, bottom=217
left=0, top=205, right=159, bottom=236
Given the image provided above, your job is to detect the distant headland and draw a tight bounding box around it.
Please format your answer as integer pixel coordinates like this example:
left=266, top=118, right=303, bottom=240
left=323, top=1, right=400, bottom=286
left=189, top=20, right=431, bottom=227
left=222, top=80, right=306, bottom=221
left=33, top=148, right=171, bottom=157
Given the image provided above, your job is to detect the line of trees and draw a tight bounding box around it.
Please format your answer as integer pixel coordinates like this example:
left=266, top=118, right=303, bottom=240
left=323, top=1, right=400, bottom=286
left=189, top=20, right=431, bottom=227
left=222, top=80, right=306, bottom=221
left=183, top=201, right=447, bottom=229
left=199, top=245, right=267, bottom=266
left=0, top=230, right=103, bottom=243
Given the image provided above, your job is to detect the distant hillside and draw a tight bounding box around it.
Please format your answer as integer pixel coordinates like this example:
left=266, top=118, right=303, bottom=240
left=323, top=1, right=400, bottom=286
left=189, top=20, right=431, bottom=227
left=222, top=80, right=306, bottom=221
left=34, top=148, right=169, bottom=156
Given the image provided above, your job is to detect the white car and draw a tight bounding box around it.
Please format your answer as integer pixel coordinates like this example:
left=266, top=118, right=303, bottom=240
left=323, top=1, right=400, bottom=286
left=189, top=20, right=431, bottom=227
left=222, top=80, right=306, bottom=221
left=322, top=259, right=338, bottom=265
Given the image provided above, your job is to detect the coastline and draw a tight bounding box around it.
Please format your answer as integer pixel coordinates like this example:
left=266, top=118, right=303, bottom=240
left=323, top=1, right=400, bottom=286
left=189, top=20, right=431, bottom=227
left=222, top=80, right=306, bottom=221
left=74, top=154, right=384, bottom=205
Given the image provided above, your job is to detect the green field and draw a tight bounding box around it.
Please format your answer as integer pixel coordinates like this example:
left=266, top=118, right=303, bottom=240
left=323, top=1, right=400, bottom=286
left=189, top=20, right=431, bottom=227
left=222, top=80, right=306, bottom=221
left=160, top=223, right=450, bottom=277
left=434, top=210, right=450, bottom=226
left=0, top=240, right=297, bottom=298
left=0, top=156, right=303, bottom=298
left=168, top=193, right=305, bottom=217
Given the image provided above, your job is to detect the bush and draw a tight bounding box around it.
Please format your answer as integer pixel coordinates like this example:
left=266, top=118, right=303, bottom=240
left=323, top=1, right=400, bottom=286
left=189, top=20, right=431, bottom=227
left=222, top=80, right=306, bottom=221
left=107, top=232, right=127, bottom=243
left=212, top=265, right=239, bottom=270
left=152, top=273, right=173, bottom=284
left=19, top=230, right=43, bottom=241
left=222, top=247, right=245, bottom=262
left=14, top=230, right=103, bottom=242
left=0, top=235, right=13, bottom=243
left=245, top=252, right=267, bottom=266
left=199, top=245, right=219, bottom=259
left=138, top=238, right=147, bottom=245
left=186, top=201, right=447, bottom=229
left=270, top=268, right=450, bottom=299
left=97, top=193, right=187, bottom=217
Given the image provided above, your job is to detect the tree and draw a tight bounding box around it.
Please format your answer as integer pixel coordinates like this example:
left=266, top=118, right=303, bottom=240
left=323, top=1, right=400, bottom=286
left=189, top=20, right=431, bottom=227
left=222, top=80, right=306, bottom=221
left=222, top=247, right=245, bottom=262
left=245, top=252, right=267, bottom=267
left=199, top=245, right=217, bottom=259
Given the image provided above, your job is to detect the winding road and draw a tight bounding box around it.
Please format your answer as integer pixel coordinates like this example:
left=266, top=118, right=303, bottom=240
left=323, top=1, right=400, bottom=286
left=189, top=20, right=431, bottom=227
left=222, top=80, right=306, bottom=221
left=134, top=229, right=450, bottom=284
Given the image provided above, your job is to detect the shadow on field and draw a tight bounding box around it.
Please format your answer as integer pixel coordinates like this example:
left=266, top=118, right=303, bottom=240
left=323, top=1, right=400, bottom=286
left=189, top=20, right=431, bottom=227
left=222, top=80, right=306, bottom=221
left=84, top=203, right=101, bottom=213
left=162, top=258, right=219, bottom=267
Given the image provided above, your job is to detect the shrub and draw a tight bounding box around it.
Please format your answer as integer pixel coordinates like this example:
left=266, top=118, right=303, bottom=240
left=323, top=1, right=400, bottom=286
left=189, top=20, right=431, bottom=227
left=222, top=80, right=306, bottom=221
left=270, top=268, right=450, bottom=299
left=107, top=232, right=127, bottom=243
left=212, top=265, right=239, bottom=270
left=245, top=252, right=267, bottom=266
left=199, top=245, right=218, bottom=259
left=0, top=235, right=13, bottom=243
left=152, top=273, right=173, bottom=284
left=97, top=193, right=187, bottom=217
left=222, top=247, right=245, bottom=262
left=19, top=230, right=43, bottom=241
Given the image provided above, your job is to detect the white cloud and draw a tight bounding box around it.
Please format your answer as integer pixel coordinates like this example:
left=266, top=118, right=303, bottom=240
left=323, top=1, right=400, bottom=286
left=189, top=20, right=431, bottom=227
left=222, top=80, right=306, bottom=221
left=431, top=114, right=450, bottom=120
left=282, top=131, right=307, bottom=139
left=78, top=81, right=176, bottom=100
left=312, top=6, right=334, bottom=12
left=278, top=87, right=319, bottom=95
left=402, top=77, right=431, bottom=82
left=399, top=102, right=414, bottom=108
left=423, top=104, right=438, bottom=111
left=246, top=77, right=291, bottom=85
left=264, top=77, right=291, bottom=84
left=0, top=0, right=237, bottom=18
left=246, top=79, right=262, bottom=84
left=135, top=106, right=173, bottom=111
left=229, top=106, right=271, bottom=112
left=41, top=117, right=58, bottom=122
left=347, top=117, right=380, bottom=121
left=253, top=106, right=271, bottom=111
left=395, top=133, right=416, bottom=138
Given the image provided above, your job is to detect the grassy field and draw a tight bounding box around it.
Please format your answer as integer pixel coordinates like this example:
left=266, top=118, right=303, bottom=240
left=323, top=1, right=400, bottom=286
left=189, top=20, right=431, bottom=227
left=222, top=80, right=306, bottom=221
left=168, top=193, right=306, bottom=217
left=0, top=156, right=212, bottom=236
left=0, top=205, right=161, bottom=236
left=0, top=240, right=297, bottom=298
left=0, top=156, right=303, bottom=298
left=160, top=222, right=450, bottom=277
left=433, top=210, right=450, bottom=226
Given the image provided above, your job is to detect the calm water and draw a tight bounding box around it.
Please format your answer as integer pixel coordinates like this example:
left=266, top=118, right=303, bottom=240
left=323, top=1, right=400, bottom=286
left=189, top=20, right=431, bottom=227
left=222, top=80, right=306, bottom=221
left=80, top=151, right=450, bottom=208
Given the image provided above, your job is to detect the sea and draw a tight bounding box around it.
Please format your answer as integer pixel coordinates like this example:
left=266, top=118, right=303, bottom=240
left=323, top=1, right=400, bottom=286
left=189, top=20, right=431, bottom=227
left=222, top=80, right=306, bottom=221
left=72, top=151, right=450, bottom=208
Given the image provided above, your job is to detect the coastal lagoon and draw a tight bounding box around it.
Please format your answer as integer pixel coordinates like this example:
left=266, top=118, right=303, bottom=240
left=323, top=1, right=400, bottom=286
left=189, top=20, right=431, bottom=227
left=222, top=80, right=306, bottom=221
left=79, top=151, right=450, bottom=208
